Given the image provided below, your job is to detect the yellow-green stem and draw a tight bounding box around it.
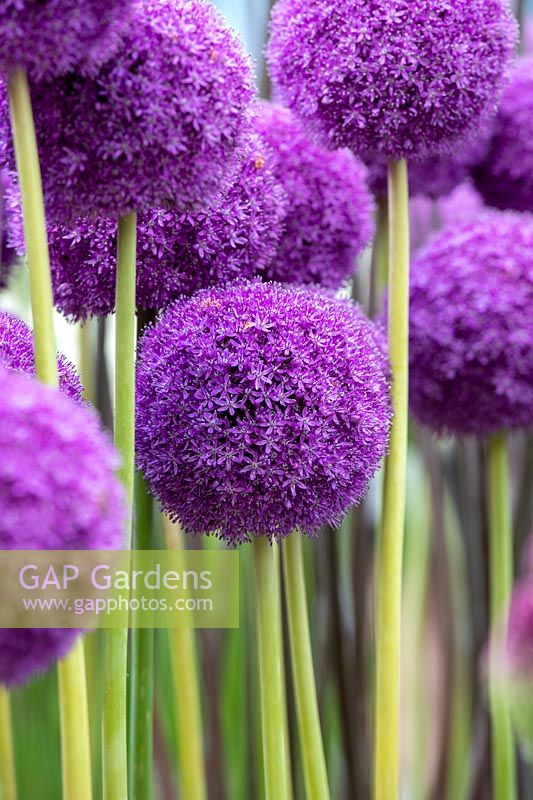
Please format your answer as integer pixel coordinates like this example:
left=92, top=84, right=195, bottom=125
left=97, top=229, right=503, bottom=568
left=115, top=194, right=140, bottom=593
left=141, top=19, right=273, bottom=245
left=488, top=432, right=516, bottom=800
left=253, top=538, right=289, bottom=800
left=103, top=211, right=137, bottom=800
left=282, top=533, right=329, bottom=800
left=58, top=640, right=93, bottom=800
left=79, top=321, right=95, bottom=404
left=0, top=687, right=16, bottom=800
left=7, top=66, right=57, bottom=387
left=273, top=543, right=294, bottom=800
left=374, top=159, right=410, bottom=800
left=8, top=66, right=93, bottom=800
left=164, top=517, right=207, bottom=800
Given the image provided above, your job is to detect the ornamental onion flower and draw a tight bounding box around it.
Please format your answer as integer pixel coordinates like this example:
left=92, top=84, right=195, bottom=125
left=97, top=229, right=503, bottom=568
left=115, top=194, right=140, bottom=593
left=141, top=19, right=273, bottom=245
left=0, top=169, right=22, bottom=290
left=472, top=58, right=533, bottom=212
left=0, top=367, right=125, bottom=685
left=136, top=281, right=392, bottom=544
left=0, top=0, right=133, bottom=80
left=0, top=309, right=82, bottom=399
left=267, top=0, right=517, bottom=160
left=0, top=0, right=255, bottom=218
left=408, top=211, right=533, bottom=436
left=255, top=102, right=374, bottom=288
left=501, top=581, right=533, bottom=759
left=46, top=135, right=287, bottom=319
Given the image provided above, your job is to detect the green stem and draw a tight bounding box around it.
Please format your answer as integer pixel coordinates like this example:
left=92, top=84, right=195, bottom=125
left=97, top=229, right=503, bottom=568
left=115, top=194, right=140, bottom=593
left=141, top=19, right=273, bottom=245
left=58, top=640, right=93, bottom=800
left=488, top=432, right=516, bottom=800
left=374, top=159, right=410, bottom=800
left=103, top=211, right=137, bottom=800
left=79, top=321, right=95, bottom=404
left=282, top=533, right=329, bottom=800
left=8, top=66, right=93, bottom=800
left=164, top=517, right=207, bottom=800
left=7, top=66, right=57, bottom=387
left=129, top=473, right=154, bottom=800
left=273, top=543, right=294, bottom=800
left=0, top=687, right=17, bottom=800
left=253, top=538, right=289, bottom=800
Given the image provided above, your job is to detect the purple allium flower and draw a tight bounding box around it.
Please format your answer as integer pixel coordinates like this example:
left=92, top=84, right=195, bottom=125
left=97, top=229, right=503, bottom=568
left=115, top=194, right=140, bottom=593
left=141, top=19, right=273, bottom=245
left=0, top=367, right=125, bottom=685
left=0, top=169, right=22, bottom=289
left=507, top=582, right=533, bottom=679
left=0, top=0, right=133, bottom=80
left=267, top=0, right=517, bottom=161
left=408, top=211, right=533, bottom=436
left=367, top=134, right=491, bottom=200
left=47, top=136, right=287, bottom=319
left=0, top=309, right=83, bottom=399
left=136, top=281, right=392, bottom=543
left=437, top=184, right=484, bottom=229
left=503, top=580, right=533, bottom=756
left=472, top=58, right=533, bottom=212
left=255, top=102, right=374, bottom=288
left=0, top=0, right=255, bottom=219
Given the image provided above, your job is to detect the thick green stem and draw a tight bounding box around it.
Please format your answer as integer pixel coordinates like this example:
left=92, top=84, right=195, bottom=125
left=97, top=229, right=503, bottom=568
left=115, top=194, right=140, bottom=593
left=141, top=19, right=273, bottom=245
left=282, top=533, right=329, bottom=800
left=374, top=159, right=410, bottom=800
left=253, top=538, right=289, bottom=800
left=129, top=473, right=154, bottom=800
left=0, top=687, right=17, bottom=800
left=164, top=517, right=207, bottom=800
left=58, top=640, right=93, bottom=800
left=103, top=211, right=137, bottom=800
left=8, top=66, right=93, bottom=800
left=7, top=67, right=57, bottom=387
left=488, top=432, right=516, bottom=800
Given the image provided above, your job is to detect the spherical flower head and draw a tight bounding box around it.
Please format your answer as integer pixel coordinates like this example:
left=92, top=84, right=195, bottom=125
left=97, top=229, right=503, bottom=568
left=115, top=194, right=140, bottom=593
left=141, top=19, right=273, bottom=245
left=367, top=133, right=491, bottom=200
left=0, top=0, right=134, bottom=80
left=409, top=183, right=484, bottom=253
left=0, top=367, right=125, bottom=685
left=472, top=58, right=533, bottom=212
left=0, top=169, right=23, bottom=290
left=47, top=136, right=287, bottom=319
left=267, top=0, right=517, bottom=161
left=255, top=102, right=374, bottom=288
left=0, top=0, right=255, bottom=218
left=408, top=211, right=533, bottom=436
left=0, top=309, right=83, bottom=399
left=136, top=281, right=392, bottom=544
left=503, top=581, right=533, bottom=757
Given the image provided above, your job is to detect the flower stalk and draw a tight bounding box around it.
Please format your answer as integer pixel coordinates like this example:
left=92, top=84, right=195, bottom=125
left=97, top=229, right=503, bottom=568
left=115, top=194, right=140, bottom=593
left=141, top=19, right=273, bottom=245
left=282, top=532, right=329, bottom=800
left=8, top=64, right=92, bottom=800
left=0, top=686, right=17, bottom=800
left=374, top=158, right=410, bottom=800
left=254, top=537, right=289, bottom=800
left=164, top=516, right=207, bottom=800
left=129, top=472, right=154, bottom=800
left=488, top=431, right=517, bottom=800
left=103, top=210, right=137, bottom=800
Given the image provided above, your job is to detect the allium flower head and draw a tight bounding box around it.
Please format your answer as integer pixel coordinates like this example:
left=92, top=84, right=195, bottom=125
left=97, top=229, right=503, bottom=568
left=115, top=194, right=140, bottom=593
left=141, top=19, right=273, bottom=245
left=0, top=0, right=133, bottom=80
left=473, top=58, right=533, bottom=212
left=0, top=309, right=83, bottom=399
left=47, top=135, right=287, bottom=319
left=503, top=581, right=533, bottom=757
left=136, top=281, right=392, bottom=543
left=0, top=0, right=255, bottom=218
left=0, top=169, right=22, bottom=290
left=255, top=102, right=373, bottom=288
left=507, top=582, right=533, bottom=679
left=408, top=211, right=533, bottom=436
left=267, top=0, right=517, bottom=161
left=0, top=367, right=125, bottom=685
